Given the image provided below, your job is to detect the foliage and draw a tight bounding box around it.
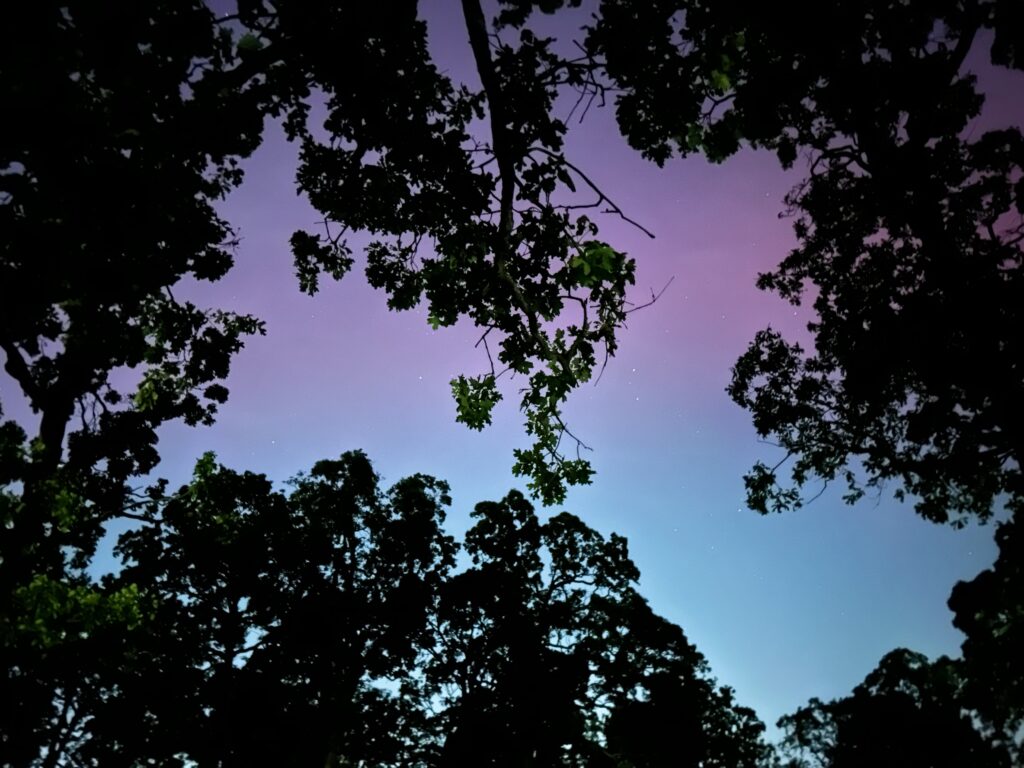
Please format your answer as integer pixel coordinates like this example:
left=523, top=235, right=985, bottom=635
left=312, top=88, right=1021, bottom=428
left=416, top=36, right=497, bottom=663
left=251, top=0, right=643, bottom=504
left=4, top=0, right=1023, bottom=765
left=948, top=515, right=1024, bottom=759
left=9, top=451, right=770, bottom=766
left=432, top=490, right=771, bottom=766
left=1, top=1, right=265, bottom=499
left=591, top=0, right=1024, bottom=524
left=71, top=451, right=455, bottom=766
left=1, top=4, right=267, bottom=760
left=777, top=649, right=1012, bottom=768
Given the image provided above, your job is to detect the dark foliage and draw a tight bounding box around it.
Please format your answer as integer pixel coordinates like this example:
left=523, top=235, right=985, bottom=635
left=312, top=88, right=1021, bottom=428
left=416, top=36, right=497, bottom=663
left=777, top=649, right=1012, bottom=768
left=591, top=0, right=1024, bottom=524
left=5, top=450, right=771, bottom=766
left=949, top=515, right=1024, bottom=759
left=3, top=1, right=1022, bottom=765
left=2, top=4, right=266, bottom=762
left=247, top=0, right=644, bottom=504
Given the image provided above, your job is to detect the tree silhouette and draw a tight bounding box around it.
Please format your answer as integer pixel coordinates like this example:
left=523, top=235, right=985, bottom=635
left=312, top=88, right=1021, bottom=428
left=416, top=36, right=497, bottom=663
left=1, top=1, right=265, bottom=511
left=258, top=0, right=644, bottom=504
left=948, top=515, right=1024, bottom=760
left=430, top=492, right=771, bottom=766
left=64, top=451, right=455, bottom=766
left=5, top=1, right=1022, bottom=765
left=7, top=451, right=770, bottom=766
left=777, top=649, right=1011, bottom=768
left=591, top=0, right=1024, bottom=524
left=2, top=4, right=265, bottom=760
left=592, top=4, right=1024, bottom=761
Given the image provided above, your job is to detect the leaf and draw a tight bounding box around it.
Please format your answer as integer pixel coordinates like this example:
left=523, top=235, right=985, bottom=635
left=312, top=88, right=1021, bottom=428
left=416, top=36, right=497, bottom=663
left=237, top=33, right=263, bottom=53
left=557, top=166, right=577, bottom=192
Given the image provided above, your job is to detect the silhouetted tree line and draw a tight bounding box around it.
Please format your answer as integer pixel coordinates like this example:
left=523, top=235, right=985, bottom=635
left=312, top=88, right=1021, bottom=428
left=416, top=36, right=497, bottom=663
left=1, top=0, right=1021, bottom=764
left=4, top=448, right=775, bottom=765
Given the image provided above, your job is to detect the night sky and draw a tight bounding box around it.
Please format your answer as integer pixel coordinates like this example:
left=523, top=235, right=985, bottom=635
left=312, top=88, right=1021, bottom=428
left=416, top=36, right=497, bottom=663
left=7, top=7, right=1023, bottom=742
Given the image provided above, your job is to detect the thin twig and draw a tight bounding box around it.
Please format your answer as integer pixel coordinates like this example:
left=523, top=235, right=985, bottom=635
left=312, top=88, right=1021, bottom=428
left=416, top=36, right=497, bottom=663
left=593, top=345, right=612, bottom=386
left=530, top=146, right=656, bottom=239
left=475, top=326, right=498, bottom=377
left=625, top=276, right=675, bottom=314
left=803, top=481, right=830, bottom=506
left=554, top=413, right=593, bottom=454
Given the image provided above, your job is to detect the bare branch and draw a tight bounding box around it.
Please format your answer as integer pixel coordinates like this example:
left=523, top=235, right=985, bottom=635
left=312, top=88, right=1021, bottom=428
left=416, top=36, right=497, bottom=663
left=530, top=146, right=656, bottom=239
left=554, top=412, right=593, bottom=454
left=625, top=276, right=675, bottom=315
left=475, top=326, right=499, bottom=377
left=593, top=345, right=612, bottom=386
left=802, top=480, right=830, bottom=506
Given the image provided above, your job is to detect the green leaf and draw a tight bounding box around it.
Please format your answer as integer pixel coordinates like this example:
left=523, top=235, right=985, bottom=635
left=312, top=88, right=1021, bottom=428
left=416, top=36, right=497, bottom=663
left=237, top=33, right=263, bottom=53
left=710, top=69, right=731, bottom=91
left=451, top=374, right=502, bottom=430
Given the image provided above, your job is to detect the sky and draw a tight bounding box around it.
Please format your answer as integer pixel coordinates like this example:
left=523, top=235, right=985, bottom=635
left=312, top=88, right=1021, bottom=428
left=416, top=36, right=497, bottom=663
left=6, top=5, right=1024, bottom=744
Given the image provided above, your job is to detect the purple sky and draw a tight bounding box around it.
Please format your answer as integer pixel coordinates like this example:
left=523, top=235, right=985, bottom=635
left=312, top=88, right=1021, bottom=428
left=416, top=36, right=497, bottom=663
left=5, top=7, right=1022, bottom=742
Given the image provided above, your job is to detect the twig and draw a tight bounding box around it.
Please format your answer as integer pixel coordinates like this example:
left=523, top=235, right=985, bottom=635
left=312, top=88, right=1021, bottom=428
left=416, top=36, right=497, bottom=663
left=593, top=345, right=612, bottom=386
left=475, top=326, right=498, bottom=377
left=554, top=413, right=593, bottom=454
left=530, top=146, right=656, bottom=239
left=803, top=481, right=830, bottom=506
left=625, top=276, right=675, bottom=314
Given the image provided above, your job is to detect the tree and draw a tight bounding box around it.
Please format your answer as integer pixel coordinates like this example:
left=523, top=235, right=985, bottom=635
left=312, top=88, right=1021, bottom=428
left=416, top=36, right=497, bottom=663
left=590, top=6, right=1024, bottom=761
left=589, top=0, right=1024, bottom=524
left=73, top=451, right=456, bottom=767
left=1, top=3, right=266, bottom=760
left=255, top=0, right=647, bottom=504
left=0, top=3, right=679, bottom=761
left=9, top=450, right=769, bottom=766
left=948, top=515, right=1024, bottom=760
left=0, top=1, right=265, bottom=514
left=430, top=491, right=771, bottom=766
left=777, top=649, right=1011, bottom=768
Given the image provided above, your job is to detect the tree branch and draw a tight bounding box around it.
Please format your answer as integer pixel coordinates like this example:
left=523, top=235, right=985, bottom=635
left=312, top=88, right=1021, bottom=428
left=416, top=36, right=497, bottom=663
left=462, top=0, right=515, bottom=240
left=462, top=0, right=567, bottom=373
left=1, top=339, right=42, bottom=405
left=530, top=146, right=656, bottom=239
left=625, top=276, right=675, bottom=315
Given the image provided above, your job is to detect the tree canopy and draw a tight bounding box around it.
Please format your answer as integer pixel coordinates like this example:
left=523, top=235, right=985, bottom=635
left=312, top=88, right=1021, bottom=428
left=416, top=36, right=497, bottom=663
left=6, top=450, right=773, bottom=766
left=948, top=514, right=1024, bottom=754
left=589, top=0, right=1024, bottom=523
left=2, top=0, right=1023, bottom=765
left=777, top=648, right=1013, bottom=768
left=5, top=1, right=1022, bottom=518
